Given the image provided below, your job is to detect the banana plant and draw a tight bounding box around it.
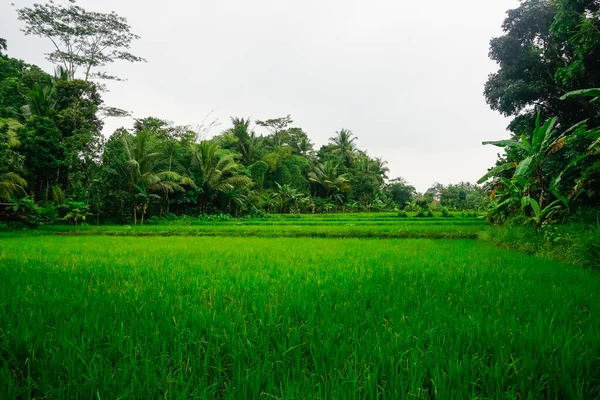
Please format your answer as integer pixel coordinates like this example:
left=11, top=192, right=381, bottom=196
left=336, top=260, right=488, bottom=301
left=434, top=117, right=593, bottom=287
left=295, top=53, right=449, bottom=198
left=551, top=127, right=600, bottom=197
left=520, top=196, right=565, bottom=230
left=134, top=185, right=161, bottom=225
left=478, top=112, right=578, bottom=207
left=553, top=88, right=600, bottom=198
left=560, top=88, right=600, bottom=102
left=484, top=177, right=527, bottom=224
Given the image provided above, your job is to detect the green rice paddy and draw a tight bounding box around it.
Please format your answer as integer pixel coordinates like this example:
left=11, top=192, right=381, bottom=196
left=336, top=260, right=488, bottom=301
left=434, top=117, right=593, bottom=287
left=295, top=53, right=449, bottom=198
left=1, top=215, right=599, bottom=398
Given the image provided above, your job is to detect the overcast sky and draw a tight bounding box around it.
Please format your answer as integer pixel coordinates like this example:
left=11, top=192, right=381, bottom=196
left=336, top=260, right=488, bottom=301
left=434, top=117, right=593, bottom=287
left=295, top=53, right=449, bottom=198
left=2, top=0, right=519, bottom=192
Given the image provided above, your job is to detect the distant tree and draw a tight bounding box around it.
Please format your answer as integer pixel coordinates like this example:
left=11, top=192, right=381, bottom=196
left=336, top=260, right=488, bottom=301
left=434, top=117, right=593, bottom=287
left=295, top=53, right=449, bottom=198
left=0, top=38, right=7, bottom=56
left=230, top=118, right=256, bottom=165
left=256, top=115, right=293, bottom=136
left=329, top=129, right=357, bottom=167
left=189, top=141, right=251, bottom=212
left=230, top=116, right=252, bottom=130
left=308, top=160, right=350, bottom=198
left=256, top=115, right=294, bottom=148
left=120, top=128, right=187, bottom=224
left=18, top=116, right=66, bottom=201
left=385, top=178, right=416, bottom=208
left=20, top=83, right=56, bottom=119
left=16, top=0, right=145, bottom=83
left=249, top=161, right=269, bottom=190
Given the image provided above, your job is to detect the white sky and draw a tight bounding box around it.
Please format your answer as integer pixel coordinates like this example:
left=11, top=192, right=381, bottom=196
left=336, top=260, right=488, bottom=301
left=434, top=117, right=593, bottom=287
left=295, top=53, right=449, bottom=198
left=1, top=0, right=519, bottom=192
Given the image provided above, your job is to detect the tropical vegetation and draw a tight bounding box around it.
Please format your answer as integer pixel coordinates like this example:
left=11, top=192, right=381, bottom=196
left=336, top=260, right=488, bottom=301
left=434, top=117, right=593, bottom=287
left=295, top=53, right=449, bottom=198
left=1, top=0, right=600, bottom=398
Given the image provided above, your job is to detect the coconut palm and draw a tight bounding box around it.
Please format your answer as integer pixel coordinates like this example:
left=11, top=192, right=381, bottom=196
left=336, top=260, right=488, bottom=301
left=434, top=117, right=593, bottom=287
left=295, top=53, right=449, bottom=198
left=121, top=129, right=186, bottom=224
left=308, top=160, right=350, bottom=198
left=1, top=119, right=23, bottom=147
left=21, top=83, right=56, bottom=118
left=230, top=116, right=252, bottom=130
left=230, top=117, right=256, bottom=165
left=189, top=141, right=251, bottom=212
left=0, top=172, right=27, bottom=202
left=370, top=157, right=389, bottom=184
left=329, top=128, right=357, bottom=167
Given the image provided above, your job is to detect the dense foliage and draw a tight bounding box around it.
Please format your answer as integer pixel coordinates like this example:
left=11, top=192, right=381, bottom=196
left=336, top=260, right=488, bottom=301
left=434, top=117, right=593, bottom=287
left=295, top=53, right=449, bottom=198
left=0, top=1, right=486, bottom=226
left=481, top=0, right=600, bottom=230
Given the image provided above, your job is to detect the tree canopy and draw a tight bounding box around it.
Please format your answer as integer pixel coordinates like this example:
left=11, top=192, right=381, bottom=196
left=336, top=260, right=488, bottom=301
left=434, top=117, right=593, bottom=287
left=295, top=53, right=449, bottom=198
left=481, top=0, right=600, bottom=226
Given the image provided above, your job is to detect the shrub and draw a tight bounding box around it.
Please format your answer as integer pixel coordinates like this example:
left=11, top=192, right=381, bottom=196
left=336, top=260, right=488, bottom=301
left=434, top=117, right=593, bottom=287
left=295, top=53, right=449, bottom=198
left=415, top=206, right=434, bottom=218
left=249, top=208, right=267, bottom=219
left=441, top=207, right=454, bottom=218
left=397, top=211, right=408, bottom=218
left=38, top=204, right=59, bottom=225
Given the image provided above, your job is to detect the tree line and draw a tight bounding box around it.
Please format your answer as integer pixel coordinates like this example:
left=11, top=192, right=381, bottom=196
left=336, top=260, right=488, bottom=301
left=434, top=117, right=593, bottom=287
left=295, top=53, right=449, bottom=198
left=0, top=0, right=486, bottom=225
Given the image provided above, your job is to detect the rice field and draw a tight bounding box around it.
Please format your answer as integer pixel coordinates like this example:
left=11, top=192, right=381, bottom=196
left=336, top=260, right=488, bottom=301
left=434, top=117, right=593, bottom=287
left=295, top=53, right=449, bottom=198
left=38, top=212, right=487, bottom=240
left=1, top=216, right=599, bottom=398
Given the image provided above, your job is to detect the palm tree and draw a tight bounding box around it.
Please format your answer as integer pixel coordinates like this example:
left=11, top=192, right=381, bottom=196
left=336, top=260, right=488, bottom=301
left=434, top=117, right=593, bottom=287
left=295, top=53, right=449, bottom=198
left=230, top=117, right=256, bottom=165
left=1, top=119, right=23, bottom=147
left=134, top=185, right=161, bottom=225
left=329, top=128, right=357, bottom=167
left=54, top=66, right=70, bottom=82
left=370, top=157, right=389, bottom=184
left=308, top=160, right=350, bottom=198
left=0, top=119, right=27, bottom=203
left=222, top=187, right=250, bottom=217
left=121, top=129, right=186, bottom=224
left=189, top=141, right=251, bottom=212
left=230, top=116, right=252, bottom=130
left=275, top=182, right=306, bottom=213
left=0, top=172, right=27, bottom=202
left=21, top=83, right=56, bottom=118
left=297, top=137, right=312, bottom=156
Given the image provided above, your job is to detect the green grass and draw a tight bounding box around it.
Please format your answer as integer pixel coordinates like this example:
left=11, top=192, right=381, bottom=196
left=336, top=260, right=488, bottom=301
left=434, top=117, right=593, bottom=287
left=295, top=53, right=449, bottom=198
left=42, top=223, right=482, bottom=240
left=1, top=235, right=599, bottom=398
left=22, top=213, right=487, bottom=240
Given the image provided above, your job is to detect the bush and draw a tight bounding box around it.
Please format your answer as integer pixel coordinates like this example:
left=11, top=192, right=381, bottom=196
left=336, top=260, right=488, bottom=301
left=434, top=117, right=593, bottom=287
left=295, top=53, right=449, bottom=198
left=38, top=204, right=60, bottom=225
left=197, top=213, right=232, bottom=222
left=397, top=211, right=408, bottom=218
left=249, top=208, right=267, bottom=219
left=483, top=222, right=600, bottom=269
left=441, top=207, right=454, bottom=218
left=415, top=206, right=434, bottom=218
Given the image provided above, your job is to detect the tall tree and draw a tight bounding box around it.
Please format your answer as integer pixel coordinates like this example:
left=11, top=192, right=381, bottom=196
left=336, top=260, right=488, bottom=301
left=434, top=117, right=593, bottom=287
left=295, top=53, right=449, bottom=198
left=484, top=0, right=600, bottom=136
left=385, top=178, right=416, bottom=208
left=188, top=141, right=251, bottom=212
left=18, top=116, right=66, bottom=201
left=256, top=115, right=293, bottom=149
left=329, top=129, right=358, bottom=167
left=308, top=160, right=350, bottom=198
left=120, top=128, right=185, bottom=224
left=16, top=0, right=145, bottom=82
